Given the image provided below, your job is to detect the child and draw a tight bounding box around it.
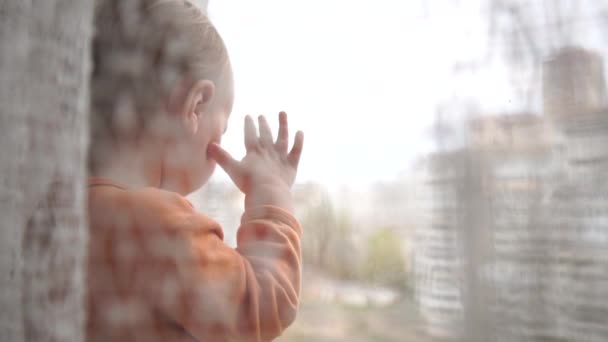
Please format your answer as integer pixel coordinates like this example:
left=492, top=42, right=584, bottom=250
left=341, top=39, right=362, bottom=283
left=87, top=1, right=304, bottom=341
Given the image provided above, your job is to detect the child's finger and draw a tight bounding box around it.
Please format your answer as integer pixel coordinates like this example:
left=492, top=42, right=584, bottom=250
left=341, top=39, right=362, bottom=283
left=276, top=111, right=289, bottom=153
left=258, top=115, right=274, bottom=147
left=207, top=143, right=241, bottom=181
left=287, top=130, right=304, bottom=168
left=244, top=115, right=258, bottom=151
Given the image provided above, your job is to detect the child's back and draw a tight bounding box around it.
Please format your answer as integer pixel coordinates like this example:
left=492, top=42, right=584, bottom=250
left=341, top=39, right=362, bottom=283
left=87, top=178, right=301, bottom=341
left=88, top=1, right=304, bottom=341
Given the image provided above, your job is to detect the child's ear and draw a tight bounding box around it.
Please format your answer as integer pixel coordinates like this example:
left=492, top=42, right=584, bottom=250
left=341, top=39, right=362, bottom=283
left=181, top=80, right=215, bottom=136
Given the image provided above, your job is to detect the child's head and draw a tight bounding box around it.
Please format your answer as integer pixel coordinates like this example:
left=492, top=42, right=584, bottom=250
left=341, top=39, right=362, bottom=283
left=91, top=0, right=233, bottom=194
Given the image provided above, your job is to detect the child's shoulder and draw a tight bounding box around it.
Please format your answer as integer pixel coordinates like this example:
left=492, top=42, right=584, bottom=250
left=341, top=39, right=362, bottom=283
left=89, top=182, right=216, bottom=232
left=89, top=182, right=191, bottom=211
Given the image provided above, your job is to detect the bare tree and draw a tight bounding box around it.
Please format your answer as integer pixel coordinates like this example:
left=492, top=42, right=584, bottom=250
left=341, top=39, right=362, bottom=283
left=0, top=1, right=93, bottom=341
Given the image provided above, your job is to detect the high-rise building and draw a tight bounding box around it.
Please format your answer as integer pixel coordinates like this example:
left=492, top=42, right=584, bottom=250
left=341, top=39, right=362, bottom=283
left=543, top=47, right=606, bottom=123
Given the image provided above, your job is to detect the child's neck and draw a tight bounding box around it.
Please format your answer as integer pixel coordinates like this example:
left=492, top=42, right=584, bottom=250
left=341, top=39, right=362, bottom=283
left=92, top=143, right=163, bottom=190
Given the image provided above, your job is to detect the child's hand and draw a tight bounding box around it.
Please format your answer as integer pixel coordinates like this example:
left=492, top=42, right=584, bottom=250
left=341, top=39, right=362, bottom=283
left=208, top=112, right=304, bottom=211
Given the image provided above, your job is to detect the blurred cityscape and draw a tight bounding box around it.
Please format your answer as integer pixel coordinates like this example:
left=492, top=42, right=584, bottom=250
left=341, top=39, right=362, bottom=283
left=184, top=0, right=608, bottom=340
left=190, top=45, right=608, bottom=341
left=414, top=46, right=608, bottom=342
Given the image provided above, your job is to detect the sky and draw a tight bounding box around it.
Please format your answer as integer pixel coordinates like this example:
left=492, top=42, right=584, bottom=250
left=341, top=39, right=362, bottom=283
left=205, top=0, right=608, bottom=187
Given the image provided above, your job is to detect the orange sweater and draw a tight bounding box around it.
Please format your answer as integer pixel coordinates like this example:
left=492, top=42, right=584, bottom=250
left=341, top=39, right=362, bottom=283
left=87, top=177, right=301, bottom=341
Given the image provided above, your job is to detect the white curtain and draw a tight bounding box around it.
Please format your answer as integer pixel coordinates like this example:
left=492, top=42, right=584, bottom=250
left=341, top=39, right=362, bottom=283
left=0, top=1, right=93, bottom=340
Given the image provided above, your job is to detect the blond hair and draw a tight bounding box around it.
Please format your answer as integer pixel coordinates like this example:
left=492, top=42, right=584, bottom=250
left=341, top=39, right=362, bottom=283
left=90, top=0, right=229, bottom=171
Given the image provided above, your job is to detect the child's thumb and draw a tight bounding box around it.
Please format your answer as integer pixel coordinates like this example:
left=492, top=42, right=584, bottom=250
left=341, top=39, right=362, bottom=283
left=207, top=143, right=240, bottom=179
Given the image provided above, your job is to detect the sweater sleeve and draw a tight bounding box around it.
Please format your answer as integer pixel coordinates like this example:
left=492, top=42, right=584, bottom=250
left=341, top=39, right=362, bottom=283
left=145, top=203, right=302, bottom=342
